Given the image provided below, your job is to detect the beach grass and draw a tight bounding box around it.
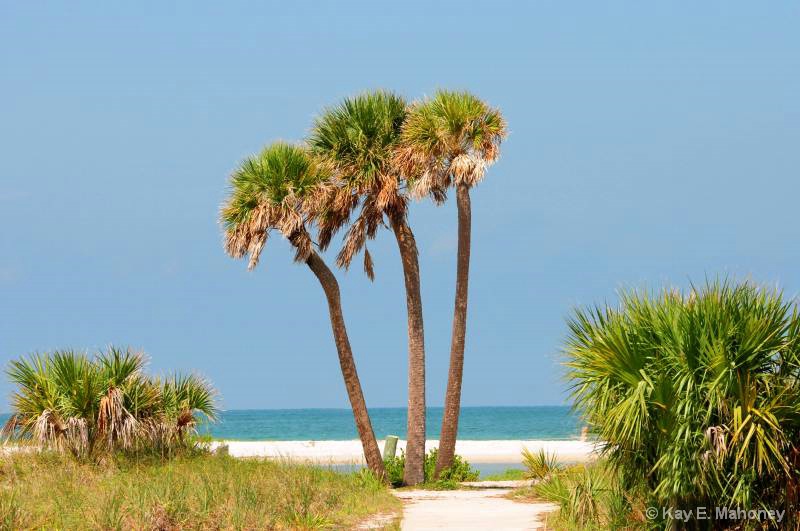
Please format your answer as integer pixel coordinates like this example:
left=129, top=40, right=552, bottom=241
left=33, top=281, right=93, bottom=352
left=0, top=450, right=400, bottom=530
left=480, top=468, right=526, bottom=481
left=509, top=460, right=645, bottom=530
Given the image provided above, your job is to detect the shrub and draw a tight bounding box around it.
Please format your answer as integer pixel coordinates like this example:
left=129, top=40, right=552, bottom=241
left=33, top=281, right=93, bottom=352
left=521, top=460, right=645, bottom=530
left=2, top=347, right=217, bottom=459
left=565, top=280, right=800, bottom=527
left=384, top=447, right=479, bottom=487
left=521, top=448, right=560, bottom=479
left=383, top=451, right=406, bottom=487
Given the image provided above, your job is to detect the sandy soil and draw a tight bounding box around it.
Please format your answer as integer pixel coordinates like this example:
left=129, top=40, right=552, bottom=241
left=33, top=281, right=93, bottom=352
left=394, top=488, right=557, bottom=530
left=213, top=439, right=597, bottom=464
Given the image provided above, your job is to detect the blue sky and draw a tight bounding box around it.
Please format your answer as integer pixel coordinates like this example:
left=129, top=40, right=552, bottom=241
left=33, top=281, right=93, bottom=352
left=1, top=2, right=799, bottom=411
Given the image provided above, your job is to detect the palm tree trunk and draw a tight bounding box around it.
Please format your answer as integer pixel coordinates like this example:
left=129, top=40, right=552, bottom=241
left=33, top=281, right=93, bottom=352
left=305, top=251, right=386, bottom=479
left=435, top=183, right=471, bottom=477
left=390, top=217, right=427, bottom=486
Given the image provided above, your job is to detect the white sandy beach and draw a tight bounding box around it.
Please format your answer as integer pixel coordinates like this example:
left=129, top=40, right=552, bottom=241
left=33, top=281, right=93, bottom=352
left=212, top=439, right=599, bottom=464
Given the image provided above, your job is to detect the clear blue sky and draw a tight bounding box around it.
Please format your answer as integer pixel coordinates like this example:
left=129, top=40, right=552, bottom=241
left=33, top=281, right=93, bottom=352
left=1, top=2, right=798, bottom=411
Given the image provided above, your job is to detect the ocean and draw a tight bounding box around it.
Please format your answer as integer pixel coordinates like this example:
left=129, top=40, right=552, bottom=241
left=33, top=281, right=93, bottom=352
left=198, top=406, right=581, bottom=441
left=0, top=406, right=582, bottom=441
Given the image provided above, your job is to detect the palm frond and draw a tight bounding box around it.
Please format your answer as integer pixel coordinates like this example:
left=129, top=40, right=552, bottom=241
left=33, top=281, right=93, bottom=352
left=3, top=347, right=219, bottom=458
left=396, top=90, right=507, bottom=197
left=220, top=142, right=328, bottom=270
left=565, top=279, right=800, bottom=511
left=307, top=90, right=408, bottom=275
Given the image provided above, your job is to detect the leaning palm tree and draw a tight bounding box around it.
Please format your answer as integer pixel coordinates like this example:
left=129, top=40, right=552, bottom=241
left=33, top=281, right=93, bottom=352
left=308, top=91, right=427, bottom=485
left=220, top=141, right=386, bottom=479
left=396, top=90, right=506, bottom=476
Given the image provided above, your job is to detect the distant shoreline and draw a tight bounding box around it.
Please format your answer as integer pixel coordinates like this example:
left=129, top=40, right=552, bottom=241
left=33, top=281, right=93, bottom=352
left=212, top=439, right=599, bottom=465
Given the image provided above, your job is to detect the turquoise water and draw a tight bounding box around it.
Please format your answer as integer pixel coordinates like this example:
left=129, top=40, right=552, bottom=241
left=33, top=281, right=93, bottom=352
left=0, top=406, right=582, bottom=441
left=198, top=406, right=581, bottom=441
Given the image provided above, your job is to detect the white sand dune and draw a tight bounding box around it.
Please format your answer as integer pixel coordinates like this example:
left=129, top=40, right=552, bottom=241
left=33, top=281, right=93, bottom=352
left=213, top=439, right=599, bottom=464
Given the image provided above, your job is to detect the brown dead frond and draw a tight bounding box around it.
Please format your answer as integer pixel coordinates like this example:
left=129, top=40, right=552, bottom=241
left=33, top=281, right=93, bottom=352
left=451, top=153, right=487, bottom=187
left=98, top=387, right=138, bottom=450
left=1, top=414, right=19, bottom=440
left=363, top=247, right=375, bottom=281
left=288, top=229, right=314, bottom=263
left=246, top=231, right=267, bottom=271
left=337, top=213, right=369, bottom=269
left=34, top=409, right=65, bottom=448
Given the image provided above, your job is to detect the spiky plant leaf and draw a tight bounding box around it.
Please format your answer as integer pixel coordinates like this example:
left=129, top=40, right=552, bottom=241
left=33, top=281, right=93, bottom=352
left=307, top=90, right=409, bottom=272
left=4, top=347, right=218, bottom=459
left=396, top=90, right=506, bottom=199
left=565, top=279, right=800, bottom=513
left=220, top=142, right=328, bottom=270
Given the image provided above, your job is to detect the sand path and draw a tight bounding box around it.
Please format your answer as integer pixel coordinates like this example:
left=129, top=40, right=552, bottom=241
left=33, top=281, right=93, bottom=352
left=394, top=487, right=557, bottom=530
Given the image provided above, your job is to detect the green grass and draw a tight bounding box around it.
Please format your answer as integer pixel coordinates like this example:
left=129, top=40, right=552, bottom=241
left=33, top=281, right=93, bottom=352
left=480, top=468, right=525, bottom=481
left=509, top=460, right=645, bottom=530
left=0, top=450, right=401, bottom=530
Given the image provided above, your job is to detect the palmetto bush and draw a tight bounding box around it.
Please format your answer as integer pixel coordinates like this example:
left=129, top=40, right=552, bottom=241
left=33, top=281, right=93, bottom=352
left=566, top=280, right=800, bottom=527
left=2, top=347, right=216, bottom=459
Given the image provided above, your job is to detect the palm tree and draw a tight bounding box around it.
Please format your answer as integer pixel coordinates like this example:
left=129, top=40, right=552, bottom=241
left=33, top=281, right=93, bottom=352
left=396, top=90, right=506, bottom=476
left=308, top=91, right=427, bottom=485
left=220, top=141, right=386, bottom=479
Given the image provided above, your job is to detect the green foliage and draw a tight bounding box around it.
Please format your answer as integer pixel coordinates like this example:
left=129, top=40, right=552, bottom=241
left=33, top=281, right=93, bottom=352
left=565, top=279, right=800, bottom=527
left=3, top=347, right=217, bottom=460
left=480, top=468, right=526, bottom=481
left=308, top=90, right=407, bottom=185
left=0, top=451, right=400, bottom=530
left=517, top=461, right=644, bottom=531
left=221, top=142, right=327, bottom=228
left=396, top=90, right=506, bottom=200
left=383, top=450, right=406, bottom=487
left=220, top=142, right=328, bottom=270
left=521, top=448, right=561, bottom=479
left=306, top=89, right=411, bottom=273
left=383, top=447, right=479, bottom=488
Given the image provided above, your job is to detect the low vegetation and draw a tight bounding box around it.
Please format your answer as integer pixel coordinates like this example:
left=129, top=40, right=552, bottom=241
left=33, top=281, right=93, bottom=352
left=554, top=280, right=800, bottom=529
left=521, top=447, right=561, bottom=480
left=0, top=450, right=400, bottom=530
left=2, top=347, right=216, bottom=460
left=384, top=448, right=479, bottom=489
left=480, top=468, right=526, bottom=481
left=512, top=459, right=645, bottom=530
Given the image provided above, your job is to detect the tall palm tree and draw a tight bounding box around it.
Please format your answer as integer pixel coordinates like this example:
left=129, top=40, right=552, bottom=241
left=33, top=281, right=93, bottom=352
left=220, top=141, right=385, bottom=479
left=308, top=91, right=427, bottom=485
left=396, top=90, right=506, bottom=476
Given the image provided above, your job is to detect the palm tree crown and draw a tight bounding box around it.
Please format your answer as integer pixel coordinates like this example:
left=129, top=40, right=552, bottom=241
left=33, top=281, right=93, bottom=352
left=221, top=142, right=329, bottom=270
left=396, top=90, right=506, bottom=201
left=307, top=90, right=408, bottom=278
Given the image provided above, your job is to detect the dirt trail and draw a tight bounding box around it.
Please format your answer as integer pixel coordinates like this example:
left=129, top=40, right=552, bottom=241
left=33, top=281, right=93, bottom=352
left=394, top=488, right=557, bottom=530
